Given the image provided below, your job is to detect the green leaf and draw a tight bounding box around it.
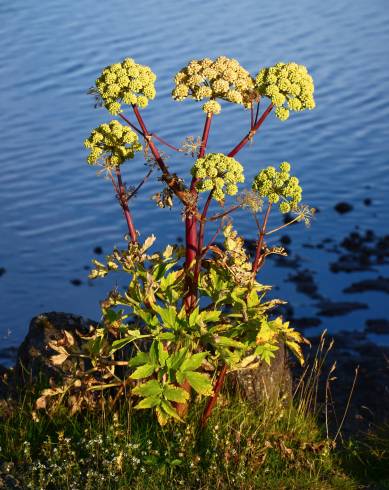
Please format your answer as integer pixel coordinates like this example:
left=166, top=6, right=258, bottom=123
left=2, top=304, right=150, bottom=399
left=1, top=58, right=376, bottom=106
left=180, top=352, right=208, bottom=372
left=157, top=332, right=176, bottom=341
left=128, top=352, right=149, bottom=368
left=132, top=380, right=163, bottom=397
left=158, top=342, right=169, bottom=367
left=134, top=396, right=161, bottom=409
left=166, top=347, right=188, bottom=371
left=153, top=305, right=177, bottom=330
left=110, top=331, right=144, bottom=353
left=214, top=336, right=247, bottom=349
left=163, top=385, right=189, bottom=403
left=200, top=310, right=222, bottom=324
left=185, top=371, right=213, bottom=396
left=188, top=307, right=200, bottom=328
left=160, top=400, right=183, bottom=422
left=130, top=363, right=155, bottom=380
left=255, top=343, right=279, bottom=366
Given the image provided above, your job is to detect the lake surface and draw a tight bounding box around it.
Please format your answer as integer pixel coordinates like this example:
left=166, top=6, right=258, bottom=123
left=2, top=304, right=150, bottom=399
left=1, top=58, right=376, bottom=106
left=1, top=0, right=389, bottom=362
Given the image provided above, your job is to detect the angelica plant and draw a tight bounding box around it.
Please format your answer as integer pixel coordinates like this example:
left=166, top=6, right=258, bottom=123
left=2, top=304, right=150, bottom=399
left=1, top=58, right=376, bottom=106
left=38, top=56, right=316, bottom=427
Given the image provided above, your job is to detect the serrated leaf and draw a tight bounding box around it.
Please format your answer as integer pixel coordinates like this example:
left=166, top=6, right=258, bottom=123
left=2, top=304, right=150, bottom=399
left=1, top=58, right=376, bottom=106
left=185, top=371, right=213, bottom=396
left=160, top=400, right=184, bottom=422
left=163, top=385, right=189, bottom=403
left=214, top=336, right=246, bottom=349
left=130, top=363, right=155, bottom=380
left=180, top=352, right=208, bottom=373
left=156, top=407, right=168, bottom=426
left=166, top=347, right=188, bottom=371
left=157, top=332, right=176, bottom=341
left=134, top=396, right=161, bottom=409
left=255, top=343, right=279, bottom=366
left=128, top=352, right=149, bottom=367
left=200, top=310, right=222, bottom=324
left=133, top=380, right=163, bottom=397
left=158, top=342, right=169, bottom=367
left=286, top=340, right=304, bottom=366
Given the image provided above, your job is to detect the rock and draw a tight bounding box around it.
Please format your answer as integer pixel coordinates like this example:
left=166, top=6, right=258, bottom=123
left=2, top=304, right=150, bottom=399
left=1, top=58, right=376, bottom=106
left=0, top=267, right=6, bottom=277
left=15, top=312, right=97, bottom=384
left=334, top=202, right=353, bottom=214
left=365, top=319, right=389, bottom=335
left=93, top=246, right=103, bottom=254
left=70, top=278, right=82, bottom=286
left=316, top=300, right=368, bottom=317
left=363, top=198, right=372, bottom=206
left=280, top=235, right=291, bottom=246
left=228, top=342, right=292, bottom=404
left=293, top=317, right=322, bottom=328
left=288, top=269, right=321, bottom=299
left=343, top=277, right=389, bottom=294
left=274, top=254, right=302, bottom=269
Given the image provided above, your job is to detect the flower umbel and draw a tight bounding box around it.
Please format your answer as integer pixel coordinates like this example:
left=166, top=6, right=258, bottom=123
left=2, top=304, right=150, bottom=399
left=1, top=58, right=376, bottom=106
left=84, top=120, right=142, bottom=168
left=191, top=153, right=245, bottom=202
left=255, top=62, right=315, bottom=121
left=94, top=58, right=157, bottom=115
left=252, top=161, right=302, bottom=212
left=172, top=56, right=258, bottom=114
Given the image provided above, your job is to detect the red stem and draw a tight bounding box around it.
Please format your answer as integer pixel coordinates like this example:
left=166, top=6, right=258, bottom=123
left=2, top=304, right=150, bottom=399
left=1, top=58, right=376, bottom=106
left=252, top=203, right=272, bottom=273
left=115, top=167, right=137, bottom=243
left=201, top=364, right=228, bottom=428
left=184, top=114, right=213, bottom=311
left=193, top=190, right=213, bottom=287
left=228, top=103, right=273, bottom=158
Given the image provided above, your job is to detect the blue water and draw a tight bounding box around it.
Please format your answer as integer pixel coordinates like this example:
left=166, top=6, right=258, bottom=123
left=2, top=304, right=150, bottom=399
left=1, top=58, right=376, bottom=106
left=1, top=0, right=389, bottom=360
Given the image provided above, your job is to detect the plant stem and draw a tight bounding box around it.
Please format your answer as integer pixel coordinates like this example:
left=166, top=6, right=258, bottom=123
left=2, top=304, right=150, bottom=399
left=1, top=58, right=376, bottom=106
left=228, top=103, right=273, bottom=158
left=252, top=203, right=272, bottom=274
left=193, top=190, right=213, bottom=287
left=201, top=364, right=228, bottom=428
left=115, top=167, right=137, bottom=243
left=185, top=114, right=213, bottom=311
left=131, top=106, right=189, bottom=206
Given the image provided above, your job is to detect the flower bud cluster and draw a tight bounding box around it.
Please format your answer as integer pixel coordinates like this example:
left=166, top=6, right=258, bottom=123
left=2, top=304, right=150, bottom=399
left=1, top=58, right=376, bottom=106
left=252, top=162, right=302, bottom=213
left=191, top=153, right=245, bottom=202
left=172, top=56, right=257, bottom=115
left=84, top=120, right=142, bottom=167
left=255, top=62, right=315, bottom=121
left=95, top=58, right=157, bottom=115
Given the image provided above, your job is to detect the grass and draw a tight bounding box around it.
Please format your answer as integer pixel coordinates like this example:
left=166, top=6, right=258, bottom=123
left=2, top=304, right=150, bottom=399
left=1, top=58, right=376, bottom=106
left=0, top=335, right=388, bottom=489
left=0, top=389, right=360, bottom=489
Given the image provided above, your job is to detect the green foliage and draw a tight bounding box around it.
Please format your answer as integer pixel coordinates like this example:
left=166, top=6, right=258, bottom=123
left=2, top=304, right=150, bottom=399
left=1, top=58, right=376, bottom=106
left=43, top=54, right=317, bottom=426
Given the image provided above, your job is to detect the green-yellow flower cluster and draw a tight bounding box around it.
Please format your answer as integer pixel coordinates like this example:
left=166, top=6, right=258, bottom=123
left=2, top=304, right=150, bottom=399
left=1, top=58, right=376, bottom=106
left=191, top=153, right=244, bottom=202
left=255, top=62, right=315, bottom=121
left=84, top=120, right=142, bottom=168
left=95, top=58, right=157, bottom=115
left=172, top=56, right=257, bottom=115
left=252, top=162, right=302, bottom=213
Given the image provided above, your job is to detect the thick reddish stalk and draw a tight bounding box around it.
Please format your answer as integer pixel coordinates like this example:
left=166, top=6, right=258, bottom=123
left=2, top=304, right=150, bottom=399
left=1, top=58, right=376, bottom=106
left=228, top=103, right=273, bottom=158
left=193, top=191, right=213, bottom=287
left=201, top=364, right=228, bottom=428
left=185, top=114, right=213, bottom=310
left=252, top=203, right=272, bottom=273
left=115, top=167, right=137, bottom=243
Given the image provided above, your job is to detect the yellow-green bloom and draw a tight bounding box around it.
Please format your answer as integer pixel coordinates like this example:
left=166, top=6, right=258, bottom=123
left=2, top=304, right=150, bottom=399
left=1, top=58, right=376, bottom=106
left=172, top=56, right=258, bottom=114
left=95, top=58, right=157, bottom=115
left=255, top=62, right=315, bottom=121
left=252, top=162, right=302, bottom=212
left=191, top=153, right=245, bottom=202
left=84, top=120, right=142, bottom=168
